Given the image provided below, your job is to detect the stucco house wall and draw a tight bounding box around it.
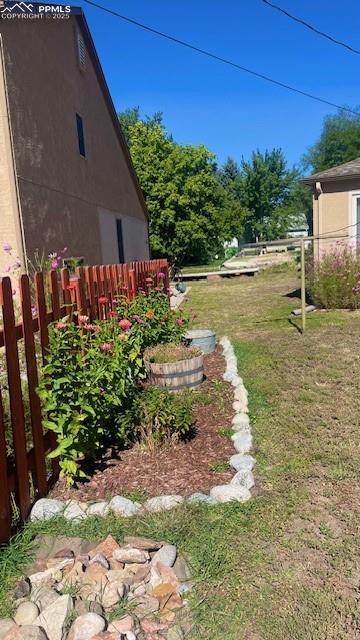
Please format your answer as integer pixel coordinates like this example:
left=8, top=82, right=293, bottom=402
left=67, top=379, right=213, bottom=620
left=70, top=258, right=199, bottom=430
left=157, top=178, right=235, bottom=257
left=303, top=160, right=360, bottom=261
left=0, top=14, right=149, bottom=273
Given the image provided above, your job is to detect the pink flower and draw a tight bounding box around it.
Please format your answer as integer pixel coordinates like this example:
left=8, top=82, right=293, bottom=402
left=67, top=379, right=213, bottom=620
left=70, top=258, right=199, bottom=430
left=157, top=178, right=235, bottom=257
left=145, top=277, right=153, bottom=284
left=100, top=342, right=112, bottom=352
left=132, top=315, right=145, bottom=325
left=118, top=318, right=132, bottom=331
left=78, top=315, right=89, bottom=324
left=3, top=243, right=12, bottom=254
left=56, top=322, right=67, bottom=330
left=51, top=258, right=60, bottom=269
left=84, top=323, right=99, bottom=332
left=107, top=310, right=117, bottom=318
left=98, top=296, right=109, bottom=304
left=157, top=271, right=166, bottom=280
left=176, top=318, right=184, bottom=326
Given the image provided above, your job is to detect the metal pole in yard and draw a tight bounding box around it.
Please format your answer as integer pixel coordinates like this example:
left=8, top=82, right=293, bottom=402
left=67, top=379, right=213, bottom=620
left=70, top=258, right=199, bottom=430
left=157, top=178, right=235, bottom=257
left=301, top=238, right=306, bottom=333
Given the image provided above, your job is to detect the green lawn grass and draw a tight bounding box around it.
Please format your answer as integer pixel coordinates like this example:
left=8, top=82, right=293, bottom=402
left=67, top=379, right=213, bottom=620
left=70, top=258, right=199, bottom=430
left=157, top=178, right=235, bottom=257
left=1, top=269, right=359, bottom=639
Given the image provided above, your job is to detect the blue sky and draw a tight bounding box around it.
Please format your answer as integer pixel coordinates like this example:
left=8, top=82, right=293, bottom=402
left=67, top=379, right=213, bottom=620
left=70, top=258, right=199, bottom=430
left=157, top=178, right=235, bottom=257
left=76, top=0, right=359, bottom=170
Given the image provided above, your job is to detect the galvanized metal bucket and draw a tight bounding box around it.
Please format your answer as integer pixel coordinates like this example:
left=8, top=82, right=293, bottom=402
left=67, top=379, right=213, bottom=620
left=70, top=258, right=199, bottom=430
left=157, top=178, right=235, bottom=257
left=184, top=329, right=216, bottom=354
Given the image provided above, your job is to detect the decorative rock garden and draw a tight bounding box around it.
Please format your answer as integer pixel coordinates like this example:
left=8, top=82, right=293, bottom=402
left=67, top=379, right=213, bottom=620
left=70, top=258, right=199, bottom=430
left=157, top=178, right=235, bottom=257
left=1, top=534, right=192, bottom=640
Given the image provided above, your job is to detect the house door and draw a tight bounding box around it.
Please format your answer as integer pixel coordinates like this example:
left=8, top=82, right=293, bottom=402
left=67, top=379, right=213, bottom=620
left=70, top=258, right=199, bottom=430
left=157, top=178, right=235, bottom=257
left=351, top=194, right=360, bottom=242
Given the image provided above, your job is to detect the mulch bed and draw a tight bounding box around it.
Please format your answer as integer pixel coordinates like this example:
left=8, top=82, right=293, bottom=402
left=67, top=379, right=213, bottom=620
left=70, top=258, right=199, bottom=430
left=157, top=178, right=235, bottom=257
left=50, top=346, right=235, bottom=501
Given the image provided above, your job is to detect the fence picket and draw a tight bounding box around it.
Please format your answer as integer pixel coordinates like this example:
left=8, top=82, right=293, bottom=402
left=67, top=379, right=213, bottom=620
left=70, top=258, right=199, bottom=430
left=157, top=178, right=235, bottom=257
left=0, top=277, right=31, bottom=521
left=34, top=272, right=49, bottom=364
left=19, top=275, right=48, bottom=497
left=0, top=390, right=11, bottom=542
left=85, top=267, right=96, bottom=321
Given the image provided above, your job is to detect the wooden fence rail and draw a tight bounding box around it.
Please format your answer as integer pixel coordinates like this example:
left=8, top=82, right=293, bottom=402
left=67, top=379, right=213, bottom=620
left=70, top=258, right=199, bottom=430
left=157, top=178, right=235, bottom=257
left=0, top=258, right=169, bottom=543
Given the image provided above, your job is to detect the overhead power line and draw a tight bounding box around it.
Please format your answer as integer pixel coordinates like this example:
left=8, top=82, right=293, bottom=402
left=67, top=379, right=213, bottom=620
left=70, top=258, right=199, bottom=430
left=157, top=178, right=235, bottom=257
left=261, top=0, right=360, bottom=56
left=82, top=0, right=360, bottom=117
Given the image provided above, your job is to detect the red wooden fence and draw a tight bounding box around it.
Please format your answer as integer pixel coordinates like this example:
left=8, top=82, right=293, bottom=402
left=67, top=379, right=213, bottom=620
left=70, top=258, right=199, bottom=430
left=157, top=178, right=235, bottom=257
left=0, top=259, right=169, bottom=543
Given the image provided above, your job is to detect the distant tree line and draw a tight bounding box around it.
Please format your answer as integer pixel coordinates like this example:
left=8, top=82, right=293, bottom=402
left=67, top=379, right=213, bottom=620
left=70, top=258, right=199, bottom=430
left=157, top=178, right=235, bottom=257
left=119, top=106, right=360, bottom=266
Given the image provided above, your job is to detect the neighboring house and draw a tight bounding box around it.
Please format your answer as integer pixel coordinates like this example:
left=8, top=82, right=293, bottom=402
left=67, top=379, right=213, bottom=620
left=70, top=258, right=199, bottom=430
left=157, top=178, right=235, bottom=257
left=0, top=5, right=150, bottom=277
left=302, top=158, right=360, bottom=260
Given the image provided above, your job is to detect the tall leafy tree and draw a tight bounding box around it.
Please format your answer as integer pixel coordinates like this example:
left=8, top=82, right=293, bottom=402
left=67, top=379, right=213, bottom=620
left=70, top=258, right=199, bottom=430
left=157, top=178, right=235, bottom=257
left=120, top=112, right=227, bottom=264
left=304, top=108, right=360, bottom=173
left=238, top=149, right=298, bottom=242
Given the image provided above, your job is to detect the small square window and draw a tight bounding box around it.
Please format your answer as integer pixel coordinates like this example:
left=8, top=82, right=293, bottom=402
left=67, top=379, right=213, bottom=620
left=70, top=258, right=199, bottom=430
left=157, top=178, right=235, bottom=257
left=76, top=113, right=86, bottom=157
left=77, top=31, right=86, bottom=71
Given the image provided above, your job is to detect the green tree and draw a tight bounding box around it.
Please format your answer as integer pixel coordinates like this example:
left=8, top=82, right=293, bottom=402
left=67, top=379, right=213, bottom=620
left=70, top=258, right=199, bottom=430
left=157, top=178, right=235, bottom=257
left=304, top=108, right=360, bottom=173
left=121, top=113, right=226, bottom=265
left=218, top=157, right=247, bottom=242
left=238, top=149, right=297, bottom=242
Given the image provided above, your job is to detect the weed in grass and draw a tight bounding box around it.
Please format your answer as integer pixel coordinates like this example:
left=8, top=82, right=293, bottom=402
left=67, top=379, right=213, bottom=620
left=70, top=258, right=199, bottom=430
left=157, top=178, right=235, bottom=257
left=208, top=461, right=231, bottom=473
left=217, top=427, right=233, bottom=439
left=123, top=489, right=148, bottom=504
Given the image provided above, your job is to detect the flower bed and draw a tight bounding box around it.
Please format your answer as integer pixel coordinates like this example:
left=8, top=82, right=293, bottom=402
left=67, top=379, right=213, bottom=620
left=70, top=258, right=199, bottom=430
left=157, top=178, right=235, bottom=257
left=49, top=346, right=235, bottom=501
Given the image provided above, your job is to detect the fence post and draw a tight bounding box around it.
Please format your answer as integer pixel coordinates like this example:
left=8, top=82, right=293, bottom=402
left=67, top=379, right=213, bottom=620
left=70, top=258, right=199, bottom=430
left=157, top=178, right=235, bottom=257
left=0, top=277, right=31, bottom=521
left=301, top=239, right=306, bottom=334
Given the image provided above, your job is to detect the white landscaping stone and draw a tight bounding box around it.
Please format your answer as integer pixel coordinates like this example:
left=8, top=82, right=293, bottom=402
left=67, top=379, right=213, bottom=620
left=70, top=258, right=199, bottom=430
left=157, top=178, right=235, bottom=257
left=68, top=613, right=105, bottom=640
left=229, top=454, right=256, bottom=472
left=33, top=594, right=73, bottom=640
left=151, top=544, right=177, bottom=568
left=210, top=485, right=251, bottom=503
left=30, top=499, right=64, bottom=521
left=231, top=431, right=253, bottom=454
left=18, top=627, right=48, bottom=640
left=113, top=548, right=149, bottom=564
left=234, top=385, right=248, bottom=402
left=107, top=496, right=141, bottom=517
left=232, top=400, right=248, bottom=413
left=187, top=493, right=217, bottom=505
left=28, top=560, right=73, bottom=588
left=14, top=601, right=39, bottom=625
left=87, top=501, right=109, bottom=517
left=230, top=469, right=255, bottom=489
left=232, top=413, right=250, bottom=430
left=63, top=501, right=87, bottom=521
left=144, top=495, right=184, bottom=513
left=231, top=376, right=242, bottom=387
left=0, top=619, right=16, bottom=639
left=223, top=371, right=236, bottom=383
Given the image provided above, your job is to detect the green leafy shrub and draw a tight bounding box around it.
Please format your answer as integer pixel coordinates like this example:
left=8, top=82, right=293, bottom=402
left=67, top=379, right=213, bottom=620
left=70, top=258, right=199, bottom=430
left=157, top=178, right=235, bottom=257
left=144, top=343, right=201, bottom=364
left=127, top=386, right=194, bottom=452
left=37, top=318, right=143, bottom=483
left=307, top=243, right=360, bottom=309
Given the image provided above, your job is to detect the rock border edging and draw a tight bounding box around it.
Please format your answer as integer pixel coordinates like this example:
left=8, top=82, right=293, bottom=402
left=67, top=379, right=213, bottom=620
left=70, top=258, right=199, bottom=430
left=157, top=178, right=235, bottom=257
left=31, top=336, right=255, bottom=521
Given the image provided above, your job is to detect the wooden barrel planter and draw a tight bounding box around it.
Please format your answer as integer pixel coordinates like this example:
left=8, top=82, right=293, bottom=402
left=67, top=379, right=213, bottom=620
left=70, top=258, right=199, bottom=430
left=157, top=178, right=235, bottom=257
left=145, top=353, right=204, bottom=392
